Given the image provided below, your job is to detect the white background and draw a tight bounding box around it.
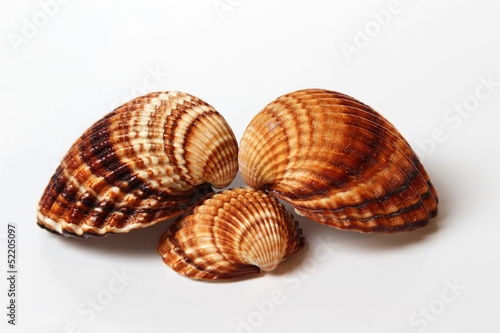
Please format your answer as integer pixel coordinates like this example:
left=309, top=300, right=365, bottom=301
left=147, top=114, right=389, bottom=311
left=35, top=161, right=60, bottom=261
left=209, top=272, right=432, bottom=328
left=1, top=0, right=500, bottom=332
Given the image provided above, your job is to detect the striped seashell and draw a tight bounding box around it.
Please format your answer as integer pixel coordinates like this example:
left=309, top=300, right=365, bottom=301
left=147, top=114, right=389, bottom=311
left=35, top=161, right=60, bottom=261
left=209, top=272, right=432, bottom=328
left=238, top=89, right=438, bottom=233
left=158, top=187, right=305, bottom=280
left=37, top=91, right=238, bottom=237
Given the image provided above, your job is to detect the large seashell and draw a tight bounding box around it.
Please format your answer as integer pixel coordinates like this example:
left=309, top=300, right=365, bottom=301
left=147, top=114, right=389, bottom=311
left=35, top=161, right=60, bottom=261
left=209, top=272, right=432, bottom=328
left=157, top=187, right=305, bottom=280
left=37, top=91, right=238, bottom=237
left=238, top=89, right=438, bottom=233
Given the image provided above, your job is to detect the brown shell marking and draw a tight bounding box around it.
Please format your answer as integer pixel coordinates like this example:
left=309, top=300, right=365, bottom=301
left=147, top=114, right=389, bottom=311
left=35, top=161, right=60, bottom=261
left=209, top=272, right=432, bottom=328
left=158, top=187, right=305, bottom=280
left=37, top=91, right=238, bottom=237
left=238, top=89, right=438, bottom=233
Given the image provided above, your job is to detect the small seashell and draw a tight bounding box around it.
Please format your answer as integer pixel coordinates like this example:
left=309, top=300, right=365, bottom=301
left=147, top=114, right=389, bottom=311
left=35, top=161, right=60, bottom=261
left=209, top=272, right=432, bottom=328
left=157, top=187, right=305, bottom=280
left=37, top=91, right=238, bottom=237
left=238, top=89, right=438, bottom=233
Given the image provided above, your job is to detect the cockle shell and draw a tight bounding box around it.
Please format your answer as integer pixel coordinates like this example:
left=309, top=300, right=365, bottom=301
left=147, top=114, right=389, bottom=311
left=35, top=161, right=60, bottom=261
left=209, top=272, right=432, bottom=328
left=37, top=91, right=238, bottom=237
left=157, top=187, right=305, bottom=280
left=238, top=89, right=438, bottom=233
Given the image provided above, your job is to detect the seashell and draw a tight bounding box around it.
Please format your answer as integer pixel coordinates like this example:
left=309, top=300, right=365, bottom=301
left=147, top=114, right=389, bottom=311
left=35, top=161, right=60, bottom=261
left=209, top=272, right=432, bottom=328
left=238, top=89, right=438, bottom=233
left=157, top=187, right=305, bottom=280
left=37, top=91, right=238, bottom=237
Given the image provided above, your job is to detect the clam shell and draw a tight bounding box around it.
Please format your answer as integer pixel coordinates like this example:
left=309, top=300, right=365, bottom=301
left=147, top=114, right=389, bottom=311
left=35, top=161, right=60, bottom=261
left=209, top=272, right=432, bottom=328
left=238, top=89, right=438, bottom=233
left=37, top=91, right=238, bottom=237
left=157, top=187, right=305, bottom=280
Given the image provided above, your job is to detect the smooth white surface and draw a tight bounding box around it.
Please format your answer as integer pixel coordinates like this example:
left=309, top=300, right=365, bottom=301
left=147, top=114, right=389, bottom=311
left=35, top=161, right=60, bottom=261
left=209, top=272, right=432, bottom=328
left=1, top=1, right=499, bottom=332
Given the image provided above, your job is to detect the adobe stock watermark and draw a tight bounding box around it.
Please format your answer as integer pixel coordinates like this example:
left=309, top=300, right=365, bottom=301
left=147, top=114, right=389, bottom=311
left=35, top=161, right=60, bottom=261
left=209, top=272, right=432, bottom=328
left=400, top=278, right=467, bottom=333
left=109, top=65, right=169, bottom=110
left=7, top=0, right=72, bottom=54
left=235, top=235, right=340, bottom=333
left=339, top=0, right=403, bottom=64
left=58, top=268, right=135, bottom=333
left=213, top=0, right=244, bottom=21
left=413, top=74, right=499, bottom=162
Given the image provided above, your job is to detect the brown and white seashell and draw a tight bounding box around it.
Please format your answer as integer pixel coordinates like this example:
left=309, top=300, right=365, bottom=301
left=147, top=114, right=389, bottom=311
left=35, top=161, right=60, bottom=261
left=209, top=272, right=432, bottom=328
left=238, top=89, right=438, bottom=233
left=157, top=187, right=305, bottom=280
left=37, top=91, right=238, bottom=237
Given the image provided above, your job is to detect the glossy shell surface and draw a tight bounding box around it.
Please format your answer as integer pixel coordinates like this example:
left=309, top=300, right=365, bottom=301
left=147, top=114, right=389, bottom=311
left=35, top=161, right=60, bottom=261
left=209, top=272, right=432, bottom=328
left=37, top=91, right=238, bottom=237
left=158, top=187, right=305, bottom=280
left=239, top=89, right=438, bottom=233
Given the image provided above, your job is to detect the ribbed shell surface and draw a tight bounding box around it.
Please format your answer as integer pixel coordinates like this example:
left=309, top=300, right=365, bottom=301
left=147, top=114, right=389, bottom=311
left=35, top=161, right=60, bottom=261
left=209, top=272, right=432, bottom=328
left=37, top=91, right=238, bottom=237
left=158, top=187, right=305, bottom=280
left=238, top=89, right=438, bottom=233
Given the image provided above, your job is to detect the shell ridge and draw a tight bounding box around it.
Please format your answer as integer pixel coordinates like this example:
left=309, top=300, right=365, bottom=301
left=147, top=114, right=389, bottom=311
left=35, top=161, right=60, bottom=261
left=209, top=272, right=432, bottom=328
left=248, top=108, right=436, bottom=218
